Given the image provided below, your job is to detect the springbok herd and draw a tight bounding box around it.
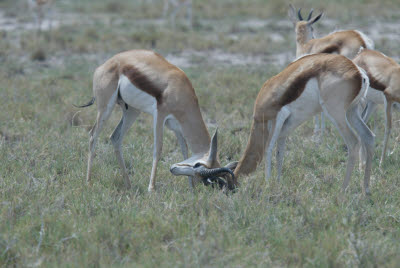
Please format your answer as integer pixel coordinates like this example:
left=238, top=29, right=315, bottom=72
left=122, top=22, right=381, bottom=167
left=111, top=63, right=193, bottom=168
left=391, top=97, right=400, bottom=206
left=75, top=4, right=400, bottom=195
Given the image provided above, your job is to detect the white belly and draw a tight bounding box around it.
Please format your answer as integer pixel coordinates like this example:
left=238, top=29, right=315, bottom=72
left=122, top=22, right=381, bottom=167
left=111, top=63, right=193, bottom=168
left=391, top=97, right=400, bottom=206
left=279, top=78, right=321, bottom=135
left=118, top=75, right=156, bottom=115
left=286, top=78, right=321, bottom=117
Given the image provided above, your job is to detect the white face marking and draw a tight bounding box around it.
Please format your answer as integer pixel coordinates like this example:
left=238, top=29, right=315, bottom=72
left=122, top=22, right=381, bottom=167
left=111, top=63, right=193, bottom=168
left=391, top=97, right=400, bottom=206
left=118, top=75, right=157, bottom=115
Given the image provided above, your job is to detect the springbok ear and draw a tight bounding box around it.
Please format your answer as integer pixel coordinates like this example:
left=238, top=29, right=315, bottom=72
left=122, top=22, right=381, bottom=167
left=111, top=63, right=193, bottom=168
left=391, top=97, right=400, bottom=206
left=307, top=12, right=323, bottom=25
left=207, top=128, right=218, bottom=166
left=288, top=4, right=297, bottom=25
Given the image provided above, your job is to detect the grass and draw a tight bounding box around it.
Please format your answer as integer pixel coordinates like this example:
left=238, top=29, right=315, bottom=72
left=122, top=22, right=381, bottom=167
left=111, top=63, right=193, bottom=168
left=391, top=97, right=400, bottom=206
left=1, top=0, right=400, bottom=266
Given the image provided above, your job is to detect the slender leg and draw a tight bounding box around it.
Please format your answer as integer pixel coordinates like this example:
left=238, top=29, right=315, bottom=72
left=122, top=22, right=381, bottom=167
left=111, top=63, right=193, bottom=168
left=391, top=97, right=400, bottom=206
left=320, top=112, right=325, bottom=137
left=165, top=119, right=194, bottom=188
left=276, top=136, right=287, bottom=182
left=313, top=114, right=320, bottom=136
left=321, top=104, right=359, bottom=192
left=185, top=0, right=193, bottom=28
left=265, top=107, right=290, bottom=181
left=170, top=1, right=183, bottom=28
left=264, top=119, right=276, bottom=181
left=361, top=101, right=376, bottom=122
left=165, top=119, right=188, bottom=159
left=162, top=0, right=169, bottom=19
left=110, top=106, right=140, bottom=189
left=87, top=90, right=118, bottom=184
left=380, top=99, right=393, bottom=167
left=148, top=110, right=166, bottom=192
left=347, top=103, right=375, bottom=195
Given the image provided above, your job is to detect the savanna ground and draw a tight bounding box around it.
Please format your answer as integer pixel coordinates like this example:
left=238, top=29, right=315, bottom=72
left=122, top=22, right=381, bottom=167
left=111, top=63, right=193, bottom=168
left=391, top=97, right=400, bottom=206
left=1, top=0, right=400, bottom=266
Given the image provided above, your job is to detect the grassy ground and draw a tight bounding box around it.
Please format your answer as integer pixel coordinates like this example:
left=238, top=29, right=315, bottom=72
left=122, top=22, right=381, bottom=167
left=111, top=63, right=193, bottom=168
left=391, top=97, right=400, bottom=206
left=1, top=0, right=400, bottom=266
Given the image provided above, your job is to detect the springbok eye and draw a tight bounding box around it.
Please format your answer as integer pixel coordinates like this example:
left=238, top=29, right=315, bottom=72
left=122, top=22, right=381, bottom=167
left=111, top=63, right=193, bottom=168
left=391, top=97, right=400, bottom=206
left=193, top=163, right=202, bottom=168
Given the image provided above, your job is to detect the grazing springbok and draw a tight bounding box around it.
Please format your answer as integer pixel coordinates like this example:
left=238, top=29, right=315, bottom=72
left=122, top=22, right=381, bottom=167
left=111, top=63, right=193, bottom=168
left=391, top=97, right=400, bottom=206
left=288, top=4, right=374, bottom=136
left=353, top=49, right=400, bottom=166
left=75, top=50, right=234, bottom=191
left=27, top=0, right=53, bottom=33
left=170, top=54, right=375, bottom=194
left=162, top=0, right=192, bottom=28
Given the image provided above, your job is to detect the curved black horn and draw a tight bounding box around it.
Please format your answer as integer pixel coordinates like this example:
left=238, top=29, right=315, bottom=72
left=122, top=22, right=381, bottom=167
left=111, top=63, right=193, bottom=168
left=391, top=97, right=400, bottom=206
left=297, top=8, right=303, bottom=21
left=307, top=9, right=314, bottom=21
left=197, top=167, right=235, bottom=184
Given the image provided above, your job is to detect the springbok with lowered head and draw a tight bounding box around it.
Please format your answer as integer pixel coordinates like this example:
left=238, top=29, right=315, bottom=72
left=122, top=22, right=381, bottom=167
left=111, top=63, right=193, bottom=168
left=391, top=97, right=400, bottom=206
left=353, top=48, right=400, bottom=166
left=171, top=53, right=375, bottom=194
left=76, top=50, right=234, bottom=191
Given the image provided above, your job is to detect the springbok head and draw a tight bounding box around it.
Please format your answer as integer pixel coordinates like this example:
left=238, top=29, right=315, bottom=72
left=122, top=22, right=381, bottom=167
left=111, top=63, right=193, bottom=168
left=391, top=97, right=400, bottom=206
left=170, top=129, right=237, bottom=190
left=288, top=4, right=323, bottom=43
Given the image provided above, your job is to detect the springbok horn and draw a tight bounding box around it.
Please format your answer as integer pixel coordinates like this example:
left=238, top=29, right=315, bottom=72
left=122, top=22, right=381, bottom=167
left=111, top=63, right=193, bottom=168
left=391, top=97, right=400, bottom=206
left=207, top=128, right=218, bottom=166
left=298, top=8, right=303, bottom=21
left=197, top=167, right=235, bottom=184
left=307, top=9, right=314, bottom=21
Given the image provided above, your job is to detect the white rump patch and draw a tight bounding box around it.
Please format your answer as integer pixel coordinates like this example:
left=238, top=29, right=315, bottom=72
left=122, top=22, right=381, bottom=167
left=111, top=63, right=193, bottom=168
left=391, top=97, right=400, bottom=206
left=354, top=30, right=375, bottom=50
left=118, top=75, right=156, bottom=115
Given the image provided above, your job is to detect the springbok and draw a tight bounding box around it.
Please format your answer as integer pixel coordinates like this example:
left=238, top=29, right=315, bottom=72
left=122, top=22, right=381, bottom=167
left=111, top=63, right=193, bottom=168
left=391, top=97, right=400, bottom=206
left=353, top=49, right=400, bottom=166
left=171, top=53, right=375, bottom=194
left=162, top=0, right=192, bottom=28
left=288, top=4, right=374, bottom=136
left=262, top=5, right=375, bottom=179
left=27, top=0, right=53, bottom=33
left=288, top=5, right=374, bottom=59
left=75, top=50, right=234, bottom=191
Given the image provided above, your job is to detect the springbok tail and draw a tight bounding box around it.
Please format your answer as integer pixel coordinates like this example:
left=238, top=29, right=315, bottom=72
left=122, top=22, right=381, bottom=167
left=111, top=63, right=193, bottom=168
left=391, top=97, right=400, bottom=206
left=355, top=30, right=375, bottom=50
left=73, top=97, right=95, bottom=108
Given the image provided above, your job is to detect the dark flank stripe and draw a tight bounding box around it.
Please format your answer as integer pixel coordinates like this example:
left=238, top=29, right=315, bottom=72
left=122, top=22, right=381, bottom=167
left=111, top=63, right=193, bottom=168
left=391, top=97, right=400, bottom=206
left=320, top=44, right=340, bottom=54
left=279, top=69, right=318, bottom=106
left=366, top=71, right=386, bottom=91
left=122, top=65, right=164, bottom=102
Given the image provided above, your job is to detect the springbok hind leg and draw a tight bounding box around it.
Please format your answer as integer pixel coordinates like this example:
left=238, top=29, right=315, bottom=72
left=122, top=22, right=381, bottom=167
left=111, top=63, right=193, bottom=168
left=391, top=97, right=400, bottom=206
left=276, top=136, right=288, bottom=182
left=322, top=104, right=359, bottom=192
left=265, top=106, right=290, bottom=181
left=380, top=99, right=393, bottom=167
left=347, top=104, right=375, bottom=195
left=110, top=106, right=141, bottom=189
left=87, top=90, right=118, bottom=185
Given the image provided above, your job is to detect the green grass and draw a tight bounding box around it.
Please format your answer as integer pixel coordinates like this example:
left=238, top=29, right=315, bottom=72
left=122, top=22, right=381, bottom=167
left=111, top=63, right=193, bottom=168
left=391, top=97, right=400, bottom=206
left=1, top=0, right=400, bottom=266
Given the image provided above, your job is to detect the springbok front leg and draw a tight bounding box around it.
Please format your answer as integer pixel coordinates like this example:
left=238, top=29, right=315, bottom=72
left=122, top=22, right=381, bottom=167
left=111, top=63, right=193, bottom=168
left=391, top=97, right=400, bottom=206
left=87, top=90, right=118, bottom=184
left=110, top=105, right=141, bottom=189
left=148, top=109, right=167, bottom=192
left=380, top=98, right=393, bottom=167
left=165, top=118, right=195, bottom=188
